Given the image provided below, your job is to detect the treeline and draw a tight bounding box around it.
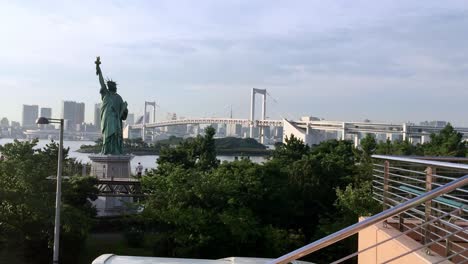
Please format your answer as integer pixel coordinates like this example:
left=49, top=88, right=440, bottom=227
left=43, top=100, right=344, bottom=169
left=366, top=123, right=466, bottom=157
left=78, top=136, right=270, bottom=155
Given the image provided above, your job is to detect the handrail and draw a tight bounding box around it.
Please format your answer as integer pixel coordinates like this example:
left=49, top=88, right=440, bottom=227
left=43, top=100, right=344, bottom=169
left=268, top=175, right=468, bottom=264
left=372, top=154, right=468, bottom=170
left=329, top=208, right=462, bottom=264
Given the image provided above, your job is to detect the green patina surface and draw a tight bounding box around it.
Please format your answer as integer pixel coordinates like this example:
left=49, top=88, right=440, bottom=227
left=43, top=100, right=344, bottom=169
left=96, top=56, right=128, bottom=155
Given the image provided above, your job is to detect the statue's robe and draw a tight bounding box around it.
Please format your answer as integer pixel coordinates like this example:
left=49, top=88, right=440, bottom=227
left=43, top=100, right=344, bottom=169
left=100, top=88, right=128, bottom=155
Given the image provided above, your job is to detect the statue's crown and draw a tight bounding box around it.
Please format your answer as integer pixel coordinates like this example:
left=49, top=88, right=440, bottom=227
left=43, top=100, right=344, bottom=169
left=106, top=78, right=117, bottom=91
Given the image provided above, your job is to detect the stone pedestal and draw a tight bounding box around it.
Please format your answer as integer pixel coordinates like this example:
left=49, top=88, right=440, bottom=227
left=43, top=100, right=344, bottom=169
left=89, top=154, right=134, bottom=179
left=89, top=154, right=135, bottom=217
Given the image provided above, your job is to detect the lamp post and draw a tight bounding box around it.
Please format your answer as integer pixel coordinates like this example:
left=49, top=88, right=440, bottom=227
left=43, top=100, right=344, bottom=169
left=36, top=117, right=64, bottom=264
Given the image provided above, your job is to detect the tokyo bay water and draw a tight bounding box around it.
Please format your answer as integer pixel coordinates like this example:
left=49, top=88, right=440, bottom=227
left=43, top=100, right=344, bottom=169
left=0, top=138, right=266, bottom=170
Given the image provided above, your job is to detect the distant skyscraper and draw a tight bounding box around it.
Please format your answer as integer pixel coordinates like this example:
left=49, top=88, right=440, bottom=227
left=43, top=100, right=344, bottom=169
left=62, top=101, right=85, bottom=131
left=227, top=124, right=242, bottom=137
left=94, top=103, right=101, bottom=130
left=11, top=121, right=21, bottom=128
left=76, top=102, right=85, bottom=124
left=39, top=107, right=52, bottom=129
left=22, top=104, right=39, bottom=128
left=40, top=107, right=52, bottom=118
left=0, top=117, right=9, bottom=128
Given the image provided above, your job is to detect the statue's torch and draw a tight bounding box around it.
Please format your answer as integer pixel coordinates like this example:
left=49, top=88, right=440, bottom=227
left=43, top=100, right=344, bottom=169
left=95, top=56, right=101, bottom=75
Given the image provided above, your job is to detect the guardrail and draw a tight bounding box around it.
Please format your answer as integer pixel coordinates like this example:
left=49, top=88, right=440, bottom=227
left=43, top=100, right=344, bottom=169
left=269, top=155, right=467, bottom=264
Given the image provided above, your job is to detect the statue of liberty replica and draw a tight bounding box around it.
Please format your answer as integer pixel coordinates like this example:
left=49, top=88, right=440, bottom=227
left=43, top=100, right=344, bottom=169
left=95, top=56, right=128, bottom=155
left=90, top=57, right=135, bottom=216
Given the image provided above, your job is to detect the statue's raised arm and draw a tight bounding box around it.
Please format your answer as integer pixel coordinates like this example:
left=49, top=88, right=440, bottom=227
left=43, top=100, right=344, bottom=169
left=95, top=56, right=107, bottom=95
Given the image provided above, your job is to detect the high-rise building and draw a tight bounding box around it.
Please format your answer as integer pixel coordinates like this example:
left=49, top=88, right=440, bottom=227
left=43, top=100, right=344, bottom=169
left=94, top=103, right=101, bottom=130
left=62, top=101, right=85, bottom=131
left=0, top=117, right=9, bottom=128
left=40, top=107, right=52, bottom=118
left=76, top=102, right=85, bottom=124
left=11, top=121, right=21, bottom=128
left=22, top=104, right=39, bottom=128
left=39, top=107, right=53, bottom=129
left=227, top=124, right=242, bottom=137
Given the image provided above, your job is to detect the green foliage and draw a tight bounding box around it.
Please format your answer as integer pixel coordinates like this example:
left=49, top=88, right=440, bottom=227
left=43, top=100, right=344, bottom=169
left=0, top=140, right=98, bottom=264
left=140, top=134, right=361, bottom=261
left=374, top=124, right=465, bottom=157
left=271, top=134, right=309, bottom=162
left=198, top=127, right=218, bottom=170
left=423, top=123, right=466, bottom=156
left=359, top=134, right=376, bottom=160
left=124, top=226, right=145, bottom=247
left=142, top=159, right=268, bottom=257
left=81, top=135, right=270, bottom=156
left=215, top=137, right=266, bottom=150
left=376, top=139, right=423, bottom=156
left=156, top=126, right=219, bottom=171
left=336, top=181, right=380, bottom=217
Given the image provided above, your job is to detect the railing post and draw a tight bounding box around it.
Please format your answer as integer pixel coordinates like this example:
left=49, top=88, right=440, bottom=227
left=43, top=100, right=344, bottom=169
left=424, top=166, right=433, bottom=250
left=383, top=160, right=390, bottom=211
left=445, top=205, right=458, bottom=258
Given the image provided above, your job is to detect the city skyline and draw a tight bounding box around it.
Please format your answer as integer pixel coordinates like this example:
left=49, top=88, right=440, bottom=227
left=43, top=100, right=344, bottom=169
left=1, top=1, right=468, bottom=125
left=3, top=100, right=459, bottom=128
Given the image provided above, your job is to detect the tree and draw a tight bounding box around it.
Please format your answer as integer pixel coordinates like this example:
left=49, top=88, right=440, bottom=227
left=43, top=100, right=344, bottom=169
left=423, top=123, right=466, bottom=157
left=141, top=132, right=310, bottom=258
left=0, top=140, right=98, bottom=264
left=142, top=159, right=269, bottom=258
left=336, top=181, right=380, bottom=218
left=375, top=138, right=393, bottom=155
left=271, top=134, right=309, bottom=162
left=197, top=127, right=218, bottom=170
left=156, top=126, right=218, bottom=172
left=359, top=134, right=376, bottom=160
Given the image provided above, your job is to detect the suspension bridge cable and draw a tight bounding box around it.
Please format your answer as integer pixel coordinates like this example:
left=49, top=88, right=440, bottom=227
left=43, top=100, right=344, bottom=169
left=265, top=91, right=295, bottom=120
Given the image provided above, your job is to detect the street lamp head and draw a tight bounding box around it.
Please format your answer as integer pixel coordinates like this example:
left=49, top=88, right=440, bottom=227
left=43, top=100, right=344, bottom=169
left=36, top=117, right=50, bottom=125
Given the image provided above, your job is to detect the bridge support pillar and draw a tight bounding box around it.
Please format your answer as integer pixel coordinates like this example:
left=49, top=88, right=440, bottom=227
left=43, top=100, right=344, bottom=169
left=341, top=122, right=347, bottom=140
left=250, top=88, right=267, bottom=142
left=143, top=101, right=157, bottom=141
left=421, top=135, right=430, bottom=144
left=354, top=134, right=360, bottom=147
left=402, top=123, right=408, bottom=142
left=386, top=133, right=393, bottom=141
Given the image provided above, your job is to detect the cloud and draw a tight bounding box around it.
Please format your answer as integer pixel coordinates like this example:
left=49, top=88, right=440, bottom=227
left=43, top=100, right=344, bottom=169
left=1, top=0, right=468, bottom=125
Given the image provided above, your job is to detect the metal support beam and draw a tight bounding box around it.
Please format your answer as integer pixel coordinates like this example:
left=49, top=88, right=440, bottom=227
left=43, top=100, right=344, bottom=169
left=383, top=160, right=390, bottom=211
left=143, top=101, right=157, bottom=141
left=97, top=179, right=143, bottom=197
left=424, top=166, right=433, bottom=247
left=250, top=88, right=267, bottom=142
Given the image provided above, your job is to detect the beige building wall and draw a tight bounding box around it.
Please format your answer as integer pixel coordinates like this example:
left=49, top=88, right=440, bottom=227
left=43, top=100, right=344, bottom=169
left=358, top=217, right=453, bottom=264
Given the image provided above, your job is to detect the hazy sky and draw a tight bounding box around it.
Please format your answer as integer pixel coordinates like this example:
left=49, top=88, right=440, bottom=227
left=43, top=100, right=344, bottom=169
left=1, top=0, right=468, bottom=125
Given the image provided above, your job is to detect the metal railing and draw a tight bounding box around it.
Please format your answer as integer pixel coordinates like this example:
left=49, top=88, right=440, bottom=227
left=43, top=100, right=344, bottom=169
left=269, top=155, right=468, bottom=264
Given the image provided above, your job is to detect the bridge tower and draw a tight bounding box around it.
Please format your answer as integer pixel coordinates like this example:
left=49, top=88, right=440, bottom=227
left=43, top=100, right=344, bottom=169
left=250, top=88, right=267, bottom=143
left=142, top=101, right=157, bottom=140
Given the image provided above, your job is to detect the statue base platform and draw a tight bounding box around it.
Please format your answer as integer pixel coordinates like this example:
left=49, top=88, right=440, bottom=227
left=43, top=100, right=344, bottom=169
left=89, top=154, right=134, bottom=179
left=89, top=154, right=137, bottom=217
